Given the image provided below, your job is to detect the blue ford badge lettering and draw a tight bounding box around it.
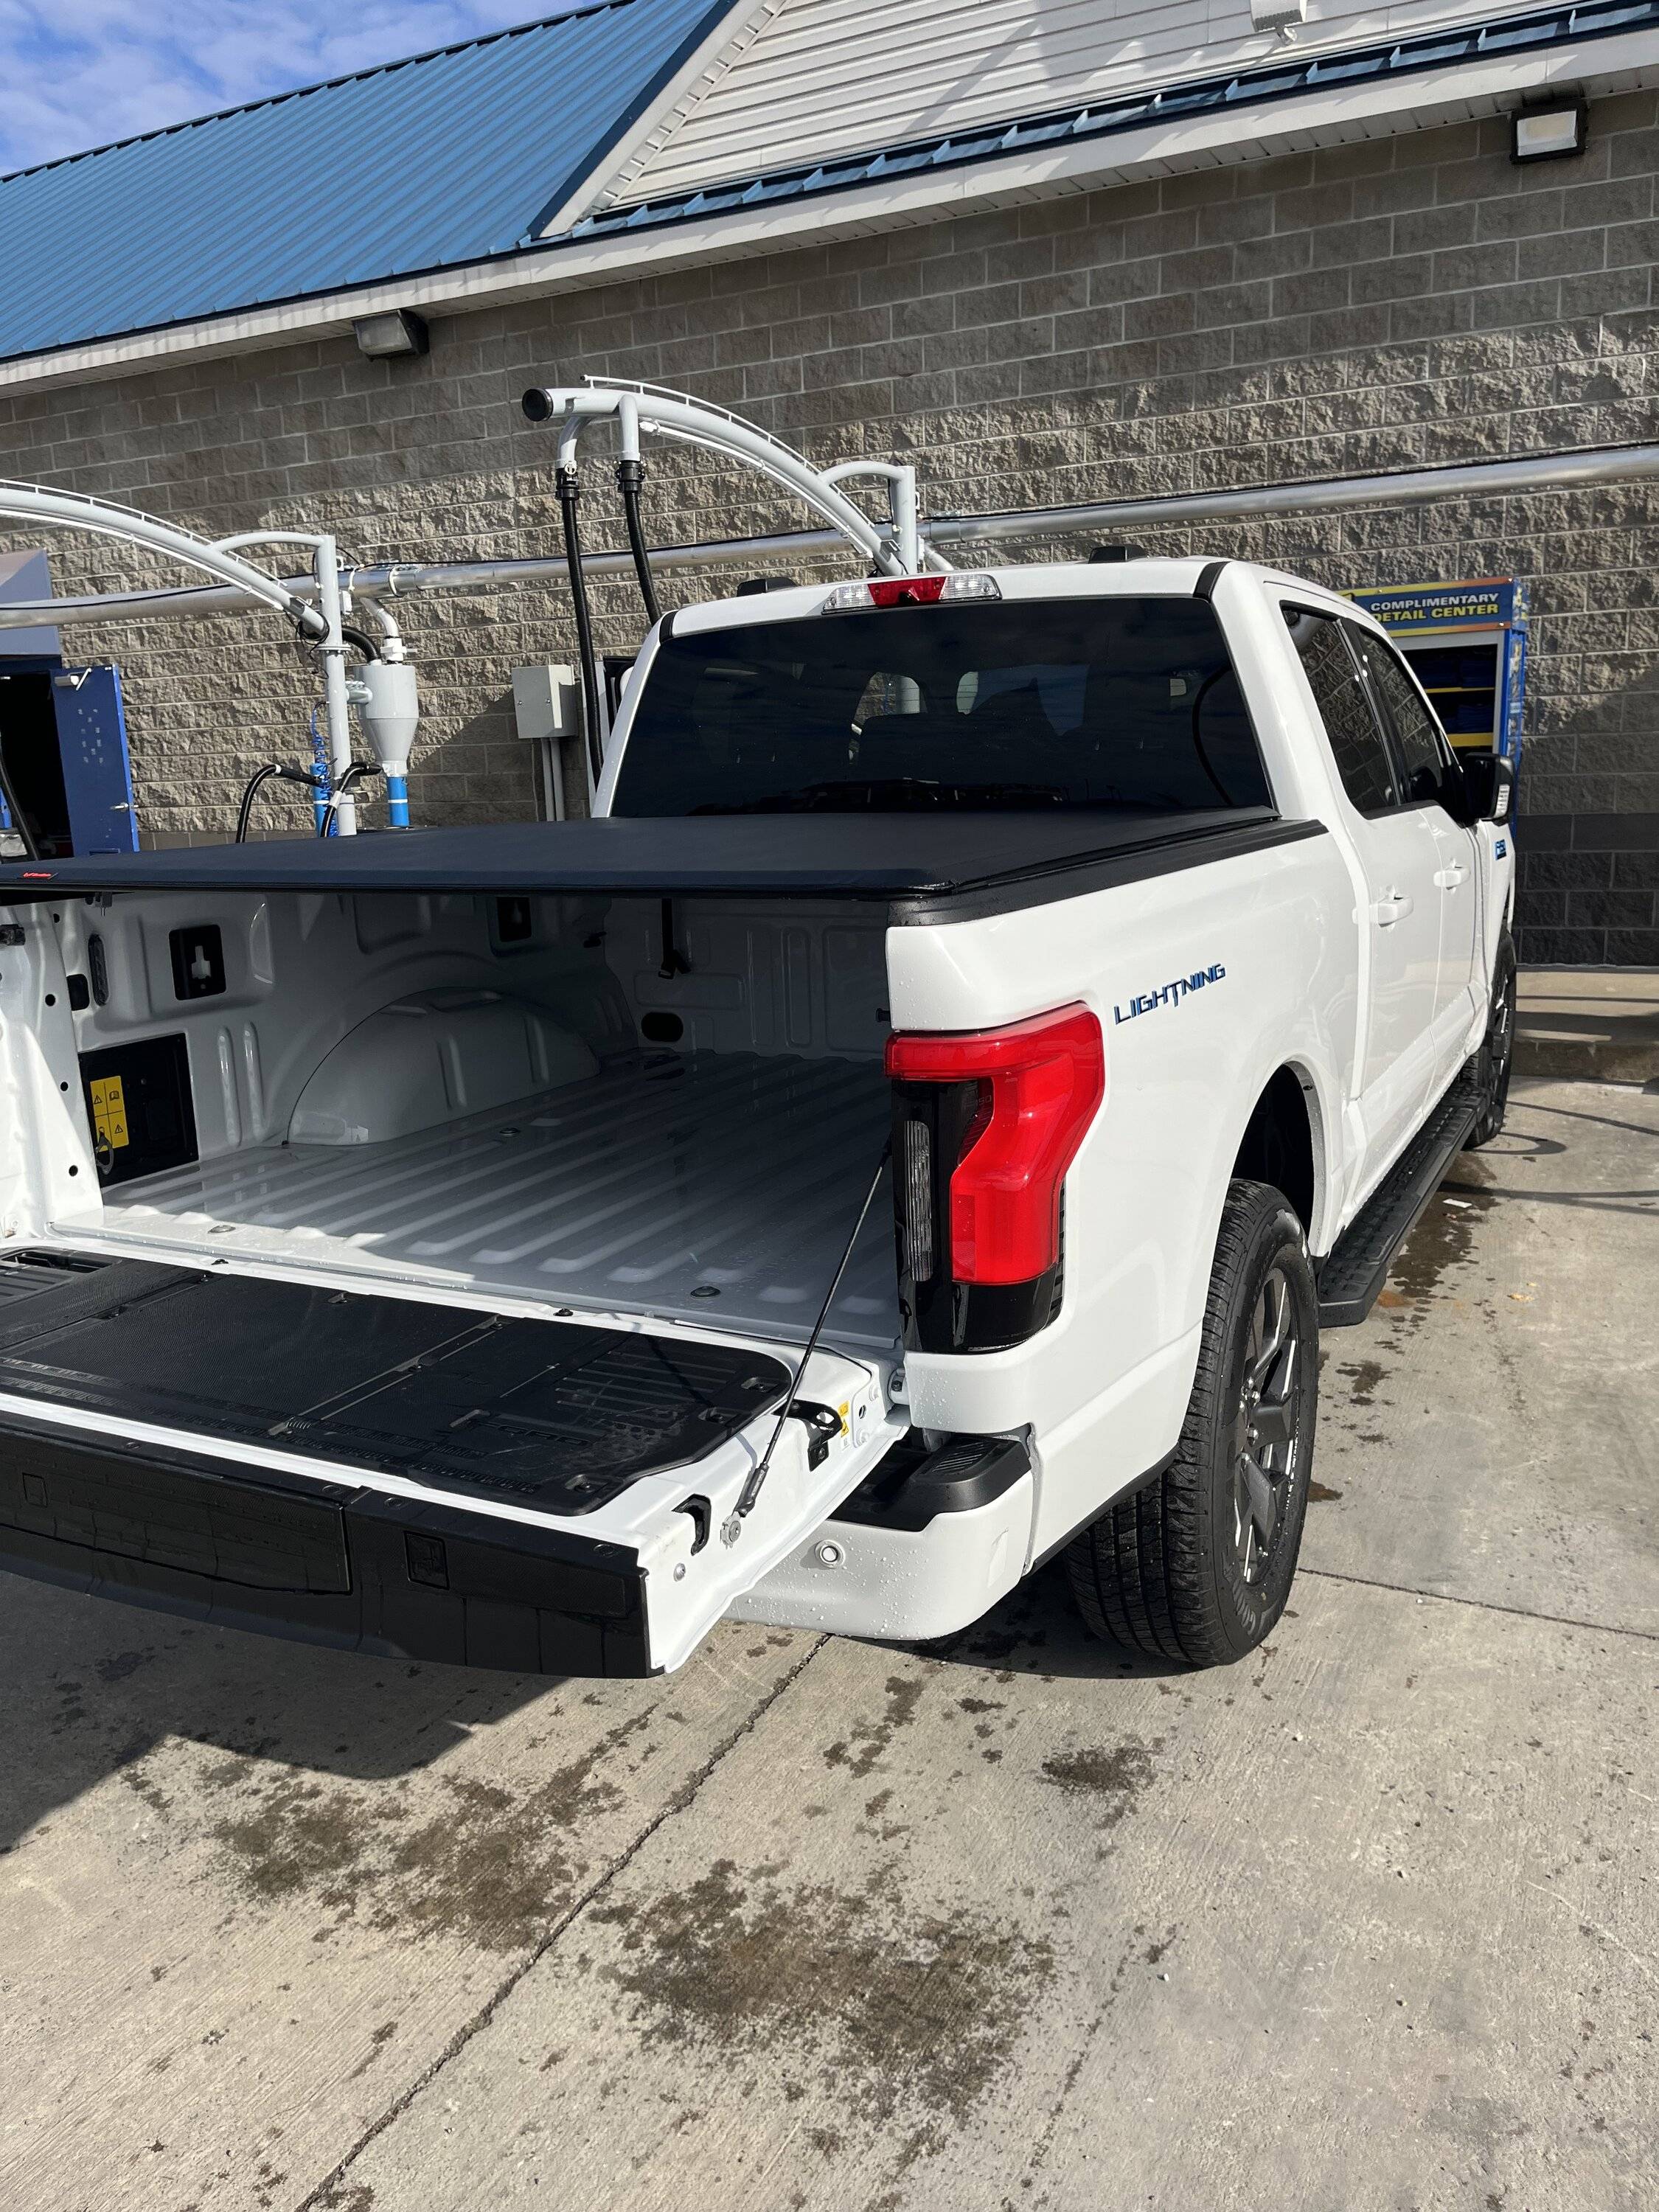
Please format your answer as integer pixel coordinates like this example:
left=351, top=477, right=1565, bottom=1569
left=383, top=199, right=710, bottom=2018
left=1114, top=964, right=1227, bottom=1026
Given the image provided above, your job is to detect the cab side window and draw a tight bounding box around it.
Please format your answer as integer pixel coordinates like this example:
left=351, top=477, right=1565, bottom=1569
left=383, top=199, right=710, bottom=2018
left=1352, top=628, right=1456, bottom=809
left=1284, top=606, right=1398, bottom=814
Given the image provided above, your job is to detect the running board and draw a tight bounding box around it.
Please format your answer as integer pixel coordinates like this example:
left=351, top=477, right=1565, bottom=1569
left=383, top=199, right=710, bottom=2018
left=1317, top=1077, right=1482, bottom=1328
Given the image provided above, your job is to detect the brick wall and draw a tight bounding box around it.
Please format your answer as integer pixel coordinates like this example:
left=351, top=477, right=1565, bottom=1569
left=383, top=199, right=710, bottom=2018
left=1, top=92, right=1656, bottom=961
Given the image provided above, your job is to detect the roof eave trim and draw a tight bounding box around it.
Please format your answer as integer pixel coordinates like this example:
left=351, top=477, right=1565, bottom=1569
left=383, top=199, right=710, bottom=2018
left=535, top=0, right=787, bottom=236
left=2, top=30, right=1655, bottom=394
left=517, top=0, right=756, bottom=243
left=580, top=0, right=1659, bottom=238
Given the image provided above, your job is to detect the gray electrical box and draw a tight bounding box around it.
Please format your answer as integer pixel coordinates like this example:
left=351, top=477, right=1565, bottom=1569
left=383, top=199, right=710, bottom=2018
left=511, top=663, right=583, bottom=819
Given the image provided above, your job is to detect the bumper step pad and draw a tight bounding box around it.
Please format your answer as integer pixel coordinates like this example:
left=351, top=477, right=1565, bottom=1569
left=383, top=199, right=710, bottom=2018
left=0, top=1262, right=788, bottom=1514
left=1317, top=1077, right=1483, bottom=1329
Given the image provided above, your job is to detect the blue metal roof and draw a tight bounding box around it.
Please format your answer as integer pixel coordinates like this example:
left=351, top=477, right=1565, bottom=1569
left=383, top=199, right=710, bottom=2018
left=0, top=0, right=736, bottom=364
left=577, top=0, right=1659, bottom=240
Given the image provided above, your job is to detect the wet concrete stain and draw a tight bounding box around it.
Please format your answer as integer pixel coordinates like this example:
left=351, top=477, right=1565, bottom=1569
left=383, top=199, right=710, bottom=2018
left=1307, top=1481, right=1343, bottom=1503
left=823, top=1674, right=925, bottom=1779
left=347, top=2021, right=399, bottom=2081
left=203, top=1708, right=657, bottom=1952
left=1387, top=1181, right=1498, bottom=1308
left=119, top=1758, right=172, bottom=1820
left=1039, top=1738, right=1161, bottom=1828
left=597, top=1857, right=1055, bottom=2130
left=1341, top=1359, right=1388, bottom=1406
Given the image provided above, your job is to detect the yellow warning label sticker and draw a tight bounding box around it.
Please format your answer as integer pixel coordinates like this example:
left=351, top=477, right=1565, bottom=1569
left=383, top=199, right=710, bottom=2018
left=89, top=1075, right=129, bottom=1150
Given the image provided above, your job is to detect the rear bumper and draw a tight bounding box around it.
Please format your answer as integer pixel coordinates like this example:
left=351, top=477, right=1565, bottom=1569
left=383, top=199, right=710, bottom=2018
left=0, top=1416, right=653, bottom=1676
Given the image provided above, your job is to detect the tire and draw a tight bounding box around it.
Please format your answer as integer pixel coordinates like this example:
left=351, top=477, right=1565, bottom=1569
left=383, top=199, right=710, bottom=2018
left=1464, top=931, right=1517, bottom=1151
left=1066, top=1179, right=1319, bottom=1668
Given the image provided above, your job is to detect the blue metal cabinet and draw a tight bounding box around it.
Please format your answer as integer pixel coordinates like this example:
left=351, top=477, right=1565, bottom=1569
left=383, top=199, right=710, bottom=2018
left=51, top=665, right=139, bottom=853
left=0, top=658, right=139, bottom=855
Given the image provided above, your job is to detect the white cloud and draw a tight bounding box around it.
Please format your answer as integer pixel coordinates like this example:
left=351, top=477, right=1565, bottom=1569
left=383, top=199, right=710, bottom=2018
left=0, top=0, right=564, bottom=172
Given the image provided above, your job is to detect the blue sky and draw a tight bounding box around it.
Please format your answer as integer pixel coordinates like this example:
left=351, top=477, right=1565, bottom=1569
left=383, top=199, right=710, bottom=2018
left=0, top=1, right=561, bottom=173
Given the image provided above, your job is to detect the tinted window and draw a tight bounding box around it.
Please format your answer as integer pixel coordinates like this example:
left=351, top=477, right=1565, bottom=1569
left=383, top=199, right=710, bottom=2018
left=1363, top=634, right=1456, bottom=807
left=1284, top=608, right=1397, bottom=814
left=612, top=599, right=1273, bottom=816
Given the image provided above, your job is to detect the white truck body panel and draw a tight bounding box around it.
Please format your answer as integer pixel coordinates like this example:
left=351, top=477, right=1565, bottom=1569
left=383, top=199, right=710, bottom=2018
left=0, top=557, right=1513, bottom=1668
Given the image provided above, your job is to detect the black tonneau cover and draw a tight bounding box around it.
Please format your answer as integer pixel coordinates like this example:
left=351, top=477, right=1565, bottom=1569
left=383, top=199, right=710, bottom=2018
left=0, top=809, right=1318, bottom=920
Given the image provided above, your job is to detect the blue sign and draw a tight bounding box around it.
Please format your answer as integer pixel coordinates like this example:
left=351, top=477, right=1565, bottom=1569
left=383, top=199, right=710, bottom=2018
left=1344, top=578, right=1528, bottom=633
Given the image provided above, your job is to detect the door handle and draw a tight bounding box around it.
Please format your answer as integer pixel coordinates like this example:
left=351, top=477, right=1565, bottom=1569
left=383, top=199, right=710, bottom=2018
left=1433, top=863, right=1469, bottom=888
left=1372, top=891, right=1413, bottom=925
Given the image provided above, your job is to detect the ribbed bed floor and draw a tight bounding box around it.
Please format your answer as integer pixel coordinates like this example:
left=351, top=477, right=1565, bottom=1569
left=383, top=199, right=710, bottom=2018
left=94, top=1049, right=900, bottom=1349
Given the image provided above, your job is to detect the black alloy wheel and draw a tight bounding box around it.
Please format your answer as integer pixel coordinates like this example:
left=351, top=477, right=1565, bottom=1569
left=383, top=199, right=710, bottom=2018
left=1465, top=931, right=1517, bottom=1150
left=1068, top=1179, right=1319, bottom=1666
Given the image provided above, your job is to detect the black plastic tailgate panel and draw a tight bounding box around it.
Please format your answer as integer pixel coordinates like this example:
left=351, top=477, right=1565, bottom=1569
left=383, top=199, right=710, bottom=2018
left=0, top=1413, right=652, bottom=1674
left=0, top=1257, right=789, bottom=1514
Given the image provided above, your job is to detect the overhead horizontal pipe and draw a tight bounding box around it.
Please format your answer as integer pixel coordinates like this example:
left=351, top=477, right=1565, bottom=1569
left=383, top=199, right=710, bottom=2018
left=4, top=440, right=1657, bottom=630
left=927, top=437, right=1659, bottom=543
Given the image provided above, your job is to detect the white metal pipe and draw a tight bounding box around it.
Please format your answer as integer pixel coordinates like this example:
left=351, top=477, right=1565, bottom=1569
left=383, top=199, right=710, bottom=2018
left=351, top=597, right=406, bottom=660
left=0, top=534, right=849, bottom=628
left=0, top=479, right=327, bottom=636
left=310, top=536, right=357, bottom=835
left=5, top=441, right=1658, bottom=633
left=527, top=380, right=908, bottom=573
left=925, top=438, right=1659, bottom=544
left=821, top=460, right=935, bottom=574
left=212, top=526, right=359, bottom=833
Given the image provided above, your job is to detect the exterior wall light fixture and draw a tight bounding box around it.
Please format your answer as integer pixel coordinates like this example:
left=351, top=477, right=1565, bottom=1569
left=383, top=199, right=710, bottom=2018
left=1512, top=98, right=1588, bottom=164
left=352, top=309, right=430, bottom=359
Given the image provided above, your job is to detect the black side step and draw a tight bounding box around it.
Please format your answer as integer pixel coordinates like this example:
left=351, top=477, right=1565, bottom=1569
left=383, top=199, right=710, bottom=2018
left=1317, top=1077, right=1483, bottom=1328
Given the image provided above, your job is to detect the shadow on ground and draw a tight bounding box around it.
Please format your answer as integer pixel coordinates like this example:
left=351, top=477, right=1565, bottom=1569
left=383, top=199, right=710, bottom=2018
left=0, top=1569, right=550, bottom=1857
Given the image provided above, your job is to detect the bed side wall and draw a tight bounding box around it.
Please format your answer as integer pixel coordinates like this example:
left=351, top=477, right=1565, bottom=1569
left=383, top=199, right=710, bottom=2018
left=7, top=888, right=892, bottom=1220
left=885, top=832, right=1356, bottom=1562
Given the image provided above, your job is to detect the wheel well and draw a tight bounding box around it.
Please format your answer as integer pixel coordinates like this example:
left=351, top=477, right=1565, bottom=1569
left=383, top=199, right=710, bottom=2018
left=1231, top=1067, right=1316, bottom=1234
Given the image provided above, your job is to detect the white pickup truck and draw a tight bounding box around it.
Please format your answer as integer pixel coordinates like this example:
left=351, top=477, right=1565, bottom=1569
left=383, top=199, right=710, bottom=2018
left=0, top=557, right=1514, bottom=1677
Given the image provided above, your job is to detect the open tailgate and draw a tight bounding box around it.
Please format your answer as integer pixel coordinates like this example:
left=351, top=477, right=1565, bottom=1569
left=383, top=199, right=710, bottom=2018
left=0, top=1252, right=902, bottom=1674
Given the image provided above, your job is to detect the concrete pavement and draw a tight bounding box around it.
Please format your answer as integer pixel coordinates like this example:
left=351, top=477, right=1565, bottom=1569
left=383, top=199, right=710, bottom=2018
left=1, top=1076, right=1654, bottom=2212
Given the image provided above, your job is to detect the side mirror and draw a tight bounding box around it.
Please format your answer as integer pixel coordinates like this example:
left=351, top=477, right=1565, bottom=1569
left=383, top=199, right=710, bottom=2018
left=1457, top=751, right=1515, bottom=824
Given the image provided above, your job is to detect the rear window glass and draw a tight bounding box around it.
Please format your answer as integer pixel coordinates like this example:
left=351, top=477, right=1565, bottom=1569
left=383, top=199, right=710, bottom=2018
left=611, top=597, right=1273, bottom=816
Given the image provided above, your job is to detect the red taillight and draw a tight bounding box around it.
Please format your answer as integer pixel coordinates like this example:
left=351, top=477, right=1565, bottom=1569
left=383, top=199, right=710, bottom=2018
left=867, top=575, right=946, bottom=608
left=885, top=1004, right=1105, bottom=1285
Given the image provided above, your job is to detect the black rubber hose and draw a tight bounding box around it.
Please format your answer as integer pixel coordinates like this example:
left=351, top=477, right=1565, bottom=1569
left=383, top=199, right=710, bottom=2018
left=557, top=465, right=605, bottom=784
left=236, top=765, right=280, bottom=845
left=617, top=458, right=661, bottom=626
left=237, top=762, right=324, bottom=844
left=317, top=761, right=383, bottom=839
left=338, top=623, right=381, bottom=661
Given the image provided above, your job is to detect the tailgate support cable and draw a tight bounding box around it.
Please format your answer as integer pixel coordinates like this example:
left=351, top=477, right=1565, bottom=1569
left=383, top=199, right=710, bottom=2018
left=735, top=1139, right=892, bottom=1522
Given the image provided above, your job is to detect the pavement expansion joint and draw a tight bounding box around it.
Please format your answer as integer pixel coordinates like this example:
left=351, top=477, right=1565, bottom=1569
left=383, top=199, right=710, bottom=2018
left=292, top=1633, right=830, bottom=2212
left=1301, top=1566, right=1659, bottom=1644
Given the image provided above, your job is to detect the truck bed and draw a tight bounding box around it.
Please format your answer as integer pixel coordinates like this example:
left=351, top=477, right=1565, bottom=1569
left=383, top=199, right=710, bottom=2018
left=85, top=1048, right=898, bottom=1349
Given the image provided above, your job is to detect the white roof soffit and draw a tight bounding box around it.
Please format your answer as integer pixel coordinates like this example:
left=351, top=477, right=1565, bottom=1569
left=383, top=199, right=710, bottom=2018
left=3, top=27, right=1656, bottom=396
